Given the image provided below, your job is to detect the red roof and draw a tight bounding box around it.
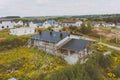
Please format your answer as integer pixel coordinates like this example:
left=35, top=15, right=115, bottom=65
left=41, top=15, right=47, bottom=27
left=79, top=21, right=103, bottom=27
left=63, top=20, right=77, bottom=23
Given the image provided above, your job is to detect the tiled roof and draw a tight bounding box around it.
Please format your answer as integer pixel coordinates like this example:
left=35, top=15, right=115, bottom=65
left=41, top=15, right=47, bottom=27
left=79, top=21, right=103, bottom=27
left=63, top=20, right=77, bottom=23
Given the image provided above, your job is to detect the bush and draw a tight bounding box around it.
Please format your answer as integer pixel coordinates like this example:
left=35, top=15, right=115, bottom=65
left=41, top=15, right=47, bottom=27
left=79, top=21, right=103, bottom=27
left=0, top=36, right=28, bottom=51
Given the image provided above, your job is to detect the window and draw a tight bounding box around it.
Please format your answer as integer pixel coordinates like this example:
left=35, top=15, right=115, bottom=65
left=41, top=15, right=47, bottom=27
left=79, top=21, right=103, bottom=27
left=2, top=26, right=4, bottom=28
left=7, top=26, right=9, bottom=28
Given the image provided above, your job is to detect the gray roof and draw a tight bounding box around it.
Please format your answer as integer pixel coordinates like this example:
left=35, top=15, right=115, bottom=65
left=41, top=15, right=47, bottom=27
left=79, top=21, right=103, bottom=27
left=61, top=39, right=90, bottom=51
left=32, top=20, right=42, bottom=24
left=117, top=23, right=120, bottom=26
left=31, top=31, right=70, bottom=43
left=46, top=20, right=57, bottom=25
left=36, top=23, right=43, bottom=26
left=32, top=20, right=43, bottom=26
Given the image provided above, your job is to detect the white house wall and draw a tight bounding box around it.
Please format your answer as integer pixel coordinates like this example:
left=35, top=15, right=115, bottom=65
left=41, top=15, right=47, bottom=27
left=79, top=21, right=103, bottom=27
left=117, top=26, right=120, bottom=28
left=62, top=23, right=76, bottom=27
left=0, top=21, right=14, bottom=30
left=29, top=22, right=38, bottom=28
left=43, top=21, right=58, bottom=28
left=62, top=21, right=82, bottom=27
left=10, top=28, right=35, bottom=36
left=14, top=21, right=24, bottom=26
left=75, top=21, right=83, bottom=26
left=43, top=22, right=52, bottom=28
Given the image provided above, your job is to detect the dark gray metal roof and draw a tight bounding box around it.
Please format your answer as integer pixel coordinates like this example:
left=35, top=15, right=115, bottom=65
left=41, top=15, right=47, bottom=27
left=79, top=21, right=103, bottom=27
left=31, top=31, right=70, bottom=43
left=61, top=39, right=90, bottom=51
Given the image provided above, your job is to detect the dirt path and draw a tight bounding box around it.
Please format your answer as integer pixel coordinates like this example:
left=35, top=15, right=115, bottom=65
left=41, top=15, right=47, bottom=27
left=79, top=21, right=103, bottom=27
left=0, top=38, right=6, bottom=42
left=99, top=42, right=120, bottom=51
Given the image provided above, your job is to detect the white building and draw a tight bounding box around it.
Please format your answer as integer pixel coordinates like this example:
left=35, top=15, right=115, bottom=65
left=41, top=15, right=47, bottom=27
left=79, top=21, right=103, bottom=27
left=93, top=21, right=106, bottom=27
left=10, top=27, right=35, bottom=36
left=43, top=20, right=58, bottom=28
left=116, top=23, right=120, bottom=28
left=0, top=18, right=14, bottom=30
left=75, top=21, right=83, bottom=26
left=29, top=20, right=43, bottom=28
left=93, top=22, right=116, bottom=28
left=105, top=23, right=116, bottom=28
left=62, top=20, right=82, bottom=27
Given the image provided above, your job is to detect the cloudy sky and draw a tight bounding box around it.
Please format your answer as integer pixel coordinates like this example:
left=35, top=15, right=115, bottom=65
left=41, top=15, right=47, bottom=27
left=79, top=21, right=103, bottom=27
left=0, top=0, right=120, bottom=17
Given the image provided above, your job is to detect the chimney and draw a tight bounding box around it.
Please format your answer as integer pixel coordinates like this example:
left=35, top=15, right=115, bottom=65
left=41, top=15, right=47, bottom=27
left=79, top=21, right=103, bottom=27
left=39, top=31, right=41, bottom=35
left=50, top=31, right=52, bottom=36
left=60, top=33, right=63, bottom=39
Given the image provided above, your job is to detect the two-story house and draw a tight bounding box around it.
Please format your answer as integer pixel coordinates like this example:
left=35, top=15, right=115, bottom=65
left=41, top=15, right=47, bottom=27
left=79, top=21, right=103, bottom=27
left=28, top=31, right=90, bottom=57
left=29, top=20, right=43, bottom=28
left=62, top=20, right=82, bottom=27
left=43, top=20, right=58, bottom=28
left=0, top=18, right=14, bottom=30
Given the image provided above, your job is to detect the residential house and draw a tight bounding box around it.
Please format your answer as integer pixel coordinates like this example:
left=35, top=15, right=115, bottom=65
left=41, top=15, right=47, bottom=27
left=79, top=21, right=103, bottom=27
left=93, top=21, right=116, bottom=28
left=116, top=23, right=120, bottom=28
left=93, top=21, right=107, bottom=27
left=14, top=20, right=24, bottom=27
left=10, top=27, right=35, bottom=36
left=105, top=22, right=116, bottom=28
left=29, top=20, right=43, bottom=28
left=43, top=20, right=58, bottom=28
left=62, top=20, right=82, bottom=27
left=28, top=31, right=90, bottom=57
left=0, top=18, right=14, bottom=30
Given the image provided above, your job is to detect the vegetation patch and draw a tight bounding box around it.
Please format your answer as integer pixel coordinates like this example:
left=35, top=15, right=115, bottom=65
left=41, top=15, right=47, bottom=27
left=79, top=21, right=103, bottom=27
left=0, top=47, right=67, bottom=80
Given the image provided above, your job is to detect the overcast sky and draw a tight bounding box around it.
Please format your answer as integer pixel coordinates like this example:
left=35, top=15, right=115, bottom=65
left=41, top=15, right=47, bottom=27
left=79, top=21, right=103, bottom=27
left=0, top=0, right=120, bottom=17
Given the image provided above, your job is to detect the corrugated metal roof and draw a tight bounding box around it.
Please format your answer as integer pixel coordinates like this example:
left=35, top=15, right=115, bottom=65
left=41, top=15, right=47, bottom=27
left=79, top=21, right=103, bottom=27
left=61, top=39, right=90, bottom=51
left=31, top=31, right=70, bottom=43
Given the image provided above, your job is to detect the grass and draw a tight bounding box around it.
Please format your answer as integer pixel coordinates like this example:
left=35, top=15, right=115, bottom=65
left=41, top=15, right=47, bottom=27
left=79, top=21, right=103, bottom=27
left=0, top=47, right=67, bottom=80
left=0, top=29, right=35, bottom=39
left=0, top=29, right=16, bottom=40
left=0, top=29, right=37, bottom=52
left=0, top=30, right=68, bottom=80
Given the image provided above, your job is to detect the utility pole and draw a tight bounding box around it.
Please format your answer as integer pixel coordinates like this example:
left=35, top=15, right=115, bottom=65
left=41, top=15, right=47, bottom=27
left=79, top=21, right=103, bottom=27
left=100, top=35, right=102, bottom=42
left=115, top=32, right=119, bottom=44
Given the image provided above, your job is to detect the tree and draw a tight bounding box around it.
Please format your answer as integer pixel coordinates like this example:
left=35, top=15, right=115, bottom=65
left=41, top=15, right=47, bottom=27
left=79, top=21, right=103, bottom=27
left=80, top=21, right=92, bottom=34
